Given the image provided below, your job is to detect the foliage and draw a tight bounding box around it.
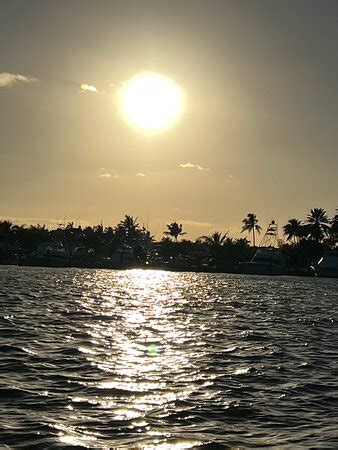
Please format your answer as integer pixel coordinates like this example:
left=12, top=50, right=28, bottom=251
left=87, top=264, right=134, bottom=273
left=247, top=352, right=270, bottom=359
left=305, top=208, right=331, bottom=242
left=200, top=232, right=251, bottom=269
left=202, top=231, right=228, bottom=247
left=283, top=219, right=304, bottom=243
left=241, top=213, right=262, bottom=247
left=163, top=222, right=186, bottom=241
left=0, top=215, right=152, bottom=262
left=0, top=208, right=336, bottom=271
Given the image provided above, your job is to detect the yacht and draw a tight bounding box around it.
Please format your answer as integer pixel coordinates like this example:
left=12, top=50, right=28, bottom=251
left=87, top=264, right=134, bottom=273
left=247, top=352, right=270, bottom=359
left=316, top=249, right=338, bottom=278
left=240, top=220, right=285, bottom=275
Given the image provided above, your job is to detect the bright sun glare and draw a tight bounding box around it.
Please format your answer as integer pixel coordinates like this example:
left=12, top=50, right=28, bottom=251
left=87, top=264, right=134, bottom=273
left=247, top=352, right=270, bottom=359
left=120, top=73, right=184, bottom=132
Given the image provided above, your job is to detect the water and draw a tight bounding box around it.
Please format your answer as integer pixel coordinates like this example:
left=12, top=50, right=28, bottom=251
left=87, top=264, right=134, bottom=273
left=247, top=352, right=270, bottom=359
left=0, top=266, right=337, bottom=448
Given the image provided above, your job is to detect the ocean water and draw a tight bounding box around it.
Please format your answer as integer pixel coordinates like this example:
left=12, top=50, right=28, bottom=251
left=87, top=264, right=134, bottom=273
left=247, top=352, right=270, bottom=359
left=0, top=266, right=337, bottom=449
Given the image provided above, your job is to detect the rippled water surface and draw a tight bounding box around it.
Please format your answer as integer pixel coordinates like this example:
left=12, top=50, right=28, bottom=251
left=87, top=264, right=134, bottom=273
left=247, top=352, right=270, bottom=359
left=0, top=266, right=337, bottom=448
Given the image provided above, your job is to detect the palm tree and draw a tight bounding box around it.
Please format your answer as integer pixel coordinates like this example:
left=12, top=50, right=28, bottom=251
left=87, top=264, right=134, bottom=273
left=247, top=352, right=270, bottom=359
left=123, top=215, right=139, bottom=234
left=64, top=222, right=78, bottom=264
left=164, top=222, right=186, bottom=242
left=202, top=231, right=228, bottom=247
left=201, top=232, right=228, bottom=267
left=305, top=208, right=331, bottom=242
left=325, top=210, right=338, bottom=248
left=115, top=215, right=141, bottom=245
left=241, top=213, right=262, bottom=247
left=283, top=219, right=304, bottom=243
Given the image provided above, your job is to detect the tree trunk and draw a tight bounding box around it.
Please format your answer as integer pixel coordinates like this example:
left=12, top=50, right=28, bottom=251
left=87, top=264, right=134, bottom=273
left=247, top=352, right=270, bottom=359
left=252, top=229, right=255, bottom=247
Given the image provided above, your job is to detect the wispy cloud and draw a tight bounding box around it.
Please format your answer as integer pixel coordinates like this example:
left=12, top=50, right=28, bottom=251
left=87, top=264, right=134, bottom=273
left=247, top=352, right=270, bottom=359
left=98, top=168, right=119, bottom=179
left=0, top=72, right=37, bottom=88
left=99, top=172, right=112, bottom=178
left=181, top=220, right=213, bottom=228
left=99, top=173, right=119, bottom=179
left=0, top=215, right=91, bottom=228
left=136, top=172, right=146, bottom=177
left=0, top=216, right=61, bottom=227
left=179, top=162, right=210, bottom=171
left=80, top=83, right=98, bottom=93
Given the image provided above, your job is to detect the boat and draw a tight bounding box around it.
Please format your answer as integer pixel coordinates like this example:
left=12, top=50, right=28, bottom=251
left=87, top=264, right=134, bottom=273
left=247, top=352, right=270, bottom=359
left=315, top=249, right=338, bottom=278
left=240, top=220, right=285, bottom=275
left=22, top=243, right=69, bottom=267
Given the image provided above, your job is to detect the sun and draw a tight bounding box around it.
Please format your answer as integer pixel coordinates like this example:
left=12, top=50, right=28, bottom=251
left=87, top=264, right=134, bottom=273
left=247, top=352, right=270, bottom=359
left=119, top=73, right=184, bottom=132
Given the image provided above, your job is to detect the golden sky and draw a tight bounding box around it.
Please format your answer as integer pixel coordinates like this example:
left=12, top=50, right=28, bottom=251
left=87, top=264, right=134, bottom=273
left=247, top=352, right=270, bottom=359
left=0, top=1, right=337, bottom=239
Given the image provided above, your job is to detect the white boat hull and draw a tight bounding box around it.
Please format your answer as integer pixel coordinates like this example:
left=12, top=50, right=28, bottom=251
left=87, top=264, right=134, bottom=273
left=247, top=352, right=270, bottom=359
left=316, top=254, right=338, bottom=278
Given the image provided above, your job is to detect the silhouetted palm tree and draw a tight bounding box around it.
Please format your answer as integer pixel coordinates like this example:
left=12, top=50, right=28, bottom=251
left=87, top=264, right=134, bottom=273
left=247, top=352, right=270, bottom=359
left=324, top=210, right=338, bottom=248
left=241, top=213, right=262, bottom=247
left=115, top=215, right=141, bottom=245
left=202, top=232, right=228, bottom=247
left=64, top=222, right=78, bottom=264
left=283, top=219, right=304, bottom=243
left=201, top=232, right=228, bottom=267
left=305, top=208, right=331, bottom=242
left=123, top=215, right=139, bottom=234
left=164, top=222, right=186, bottom=242
left=323, top=221, right=337, bottom=249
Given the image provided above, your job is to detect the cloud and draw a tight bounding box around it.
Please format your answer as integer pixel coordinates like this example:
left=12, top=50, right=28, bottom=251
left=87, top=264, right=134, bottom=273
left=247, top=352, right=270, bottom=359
left=98, top=172, right=119, bottom=179
left=98, top=168, right=119, bottom=179
left=0, top=216, right=91, bottom=228
left=181, top=220, right=213, bottom=228
left=0, top=72, right=38, bottom=88
left=179, top=162, right=210, bottom=171
left=136, top=172, right=146, bottom=177
left=80, top=83, right=98, bottom=93
left=99, top=172, right=112, bottom=178
left=0, top=215, right=59, bottom=225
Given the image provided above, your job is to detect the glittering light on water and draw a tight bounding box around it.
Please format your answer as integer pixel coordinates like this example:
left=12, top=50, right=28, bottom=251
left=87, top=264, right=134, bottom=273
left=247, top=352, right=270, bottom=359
left=148, top=343, right=158, bottom=356
left=2, top=266, right=336, bottom=447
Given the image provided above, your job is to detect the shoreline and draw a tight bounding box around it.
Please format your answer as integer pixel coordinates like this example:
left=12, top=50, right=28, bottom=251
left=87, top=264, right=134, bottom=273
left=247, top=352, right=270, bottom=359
left=1, top=261, right=317, bottom=277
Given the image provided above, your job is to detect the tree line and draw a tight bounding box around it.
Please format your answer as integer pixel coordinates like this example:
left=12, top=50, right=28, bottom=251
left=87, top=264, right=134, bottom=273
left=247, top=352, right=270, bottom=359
left=0, top=208, right=336, bottom=272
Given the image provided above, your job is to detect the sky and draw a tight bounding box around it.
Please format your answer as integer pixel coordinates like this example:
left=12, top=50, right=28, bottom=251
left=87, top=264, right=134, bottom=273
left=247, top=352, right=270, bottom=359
left=0, top=0, right=337, bottom=240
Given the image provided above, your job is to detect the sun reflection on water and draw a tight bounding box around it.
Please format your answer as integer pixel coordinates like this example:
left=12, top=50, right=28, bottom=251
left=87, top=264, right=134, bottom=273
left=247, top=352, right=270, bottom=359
left=55, top=269, right=209, bottom=446
left=2, top=266, right=336, bottom=448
